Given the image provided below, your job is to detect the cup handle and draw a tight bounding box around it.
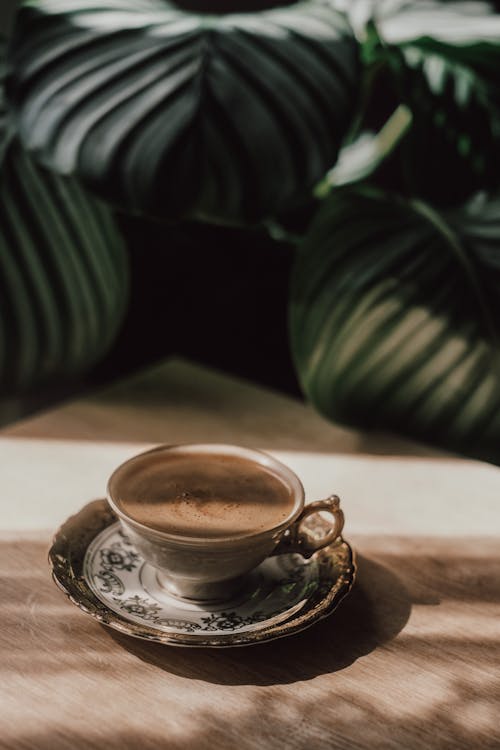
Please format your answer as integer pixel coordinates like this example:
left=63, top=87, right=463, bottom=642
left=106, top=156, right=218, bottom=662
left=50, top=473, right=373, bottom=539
left=274, top=495, right=344, bottom=559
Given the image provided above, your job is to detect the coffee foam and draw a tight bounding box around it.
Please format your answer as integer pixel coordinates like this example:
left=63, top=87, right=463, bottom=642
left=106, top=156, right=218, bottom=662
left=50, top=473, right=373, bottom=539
left=114, top=452, right=295, bottom=538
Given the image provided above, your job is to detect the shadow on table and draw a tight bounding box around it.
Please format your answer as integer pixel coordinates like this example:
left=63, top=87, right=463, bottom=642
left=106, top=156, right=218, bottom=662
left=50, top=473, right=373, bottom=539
left=2, top=537, right=500, bottom=749
left=107, top=554, right=411, bottom=686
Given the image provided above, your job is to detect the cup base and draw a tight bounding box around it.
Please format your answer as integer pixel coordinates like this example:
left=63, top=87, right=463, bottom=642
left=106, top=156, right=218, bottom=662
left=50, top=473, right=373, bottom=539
left=155, top=571, right=249, bottom=605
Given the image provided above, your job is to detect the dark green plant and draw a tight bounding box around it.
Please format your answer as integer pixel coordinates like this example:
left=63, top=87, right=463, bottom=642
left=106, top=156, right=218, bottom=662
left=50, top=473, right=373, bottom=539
left=4, top=0, right=500, bottom=461
left=0, top=40, right=129, bottom=394
left=291, top=187, right=500, bottom=462
left=290, top=0, right=500, bottom=461
left=7, top=0, right=359, bottom=223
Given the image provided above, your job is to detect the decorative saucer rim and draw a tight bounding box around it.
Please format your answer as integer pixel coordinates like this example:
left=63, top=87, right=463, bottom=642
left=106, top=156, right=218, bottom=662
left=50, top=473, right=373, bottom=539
left=49, top=499, right=356, bottom=648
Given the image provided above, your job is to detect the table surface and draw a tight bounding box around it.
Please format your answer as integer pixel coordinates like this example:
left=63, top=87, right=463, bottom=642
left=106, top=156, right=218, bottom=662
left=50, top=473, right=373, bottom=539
left=1, top=358, right=499, bottom=750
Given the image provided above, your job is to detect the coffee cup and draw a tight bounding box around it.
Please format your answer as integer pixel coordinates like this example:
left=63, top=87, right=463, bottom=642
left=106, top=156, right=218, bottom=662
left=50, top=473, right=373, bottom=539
left=107, top=444, right=344, bottom=603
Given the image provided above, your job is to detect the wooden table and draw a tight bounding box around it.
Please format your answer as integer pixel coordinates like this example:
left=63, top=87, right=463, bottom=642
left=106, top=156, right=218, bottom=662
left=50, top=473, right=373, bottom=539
left=1, top=358, right=499, bottom=750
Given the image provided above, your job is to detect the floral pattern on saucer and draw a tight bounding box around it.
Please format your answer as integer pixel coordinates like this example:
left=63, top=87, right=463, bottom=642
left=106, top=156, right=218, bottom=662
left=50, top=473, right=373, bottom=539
left=85, top=524, right=317, bottom=635
left=49, top=499, right=355, bottom=647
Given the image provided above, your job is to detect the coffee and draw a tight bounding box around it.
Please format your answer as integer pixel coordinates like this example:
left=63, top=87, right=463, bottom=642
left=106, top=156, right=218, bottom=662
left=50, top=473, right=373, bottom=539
left=114, top=451, right=295, bottom=538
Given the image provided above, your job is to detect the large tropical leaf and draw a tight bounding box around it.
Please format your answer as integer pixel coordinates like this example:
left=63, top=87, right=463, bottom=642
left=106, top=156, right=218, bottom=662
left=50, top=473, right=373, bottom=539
left=290, top=187, right=500, bottom=462
left=6, top=0, right=359, bottom=224
left=0, top=40, right=129, bottom=394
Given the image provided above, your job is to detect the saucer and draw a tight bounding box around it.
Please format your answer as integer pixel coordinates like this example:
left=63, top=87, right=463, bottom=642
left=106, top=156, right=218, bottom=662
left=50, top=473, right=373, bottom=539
left=49, top=500, right=356, bottom=648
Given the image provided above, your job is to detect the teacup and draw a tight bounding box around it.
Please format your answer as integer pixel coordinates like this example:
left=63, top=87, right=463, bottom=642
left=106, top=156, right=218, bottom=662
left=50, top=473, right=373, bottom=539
left=107, top=444, right=344, bottom=602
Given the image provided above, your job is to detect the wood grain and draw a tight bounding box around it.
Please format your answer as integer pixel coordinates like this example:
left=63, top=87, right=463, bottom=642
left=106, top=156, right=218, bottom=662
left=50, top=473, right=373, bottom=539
left=1, top=358, right=500, bottom=749
left=3, top=358, right=442, bottom=456
left=1, top=534, right=499, bottom=750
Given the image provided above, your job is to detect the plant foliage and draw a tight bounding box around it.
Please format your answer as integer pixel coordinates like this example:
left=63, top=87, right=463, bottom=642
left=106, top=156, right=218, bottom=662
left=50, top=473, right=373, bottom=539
left=7, top=0, right=359, bottom=223
left=290, top=0, right=500, bottom=460
left=0, top=40, right=129, bottom=393
left=291, top=187, right=500, bottom=460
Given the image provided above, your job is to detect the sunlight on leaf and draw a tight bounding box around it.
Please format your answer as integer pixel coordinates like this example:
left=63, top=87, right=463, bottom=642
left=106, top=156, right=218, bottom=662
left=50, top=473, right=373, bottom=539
left=291, top=187, right=500, bottom=463
left=7, top=0, right=359, bottom=223
left=0, top=39, right=128, bottom=393
left=316, top=104, right=412, bottom=195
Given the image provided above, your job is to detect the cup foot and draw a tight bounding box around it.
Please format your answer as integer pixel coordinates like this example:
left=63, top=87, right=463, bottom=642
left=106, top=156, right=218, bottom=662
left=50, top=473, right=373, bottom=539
left=155, top=571, right=249, bottom=605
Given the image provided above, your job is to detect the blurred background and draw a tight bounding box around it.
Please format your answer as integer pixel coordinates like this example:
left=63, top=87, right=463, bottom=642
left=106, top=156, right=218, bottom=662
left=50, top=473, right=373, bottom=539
left=0, top=0, right=301, bottom=431
left=3, top=0, right=500, bottom=463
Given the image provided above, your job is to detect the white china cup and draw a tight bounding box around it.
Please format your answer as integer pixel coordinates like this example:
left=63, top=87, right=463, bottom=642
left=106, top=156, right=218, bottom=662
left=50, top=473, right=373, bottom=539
left=107, top=444, right=344, bottom=603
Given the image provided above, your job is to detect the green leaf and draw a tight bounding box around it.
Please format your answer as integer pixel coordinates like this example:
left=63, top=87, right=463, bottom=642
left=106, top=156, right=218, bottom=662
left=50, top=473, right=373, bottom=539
left=371, top=0, right=500, bottom=197
left=315, top=104, right=412, bottom=195
left=290, top=187, right=500, bottom=462
left=0, top=39, right=129, bottom=394
left=376, top=1, right=500, bottom=45
left=6, top=0, right=359, bottom=224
